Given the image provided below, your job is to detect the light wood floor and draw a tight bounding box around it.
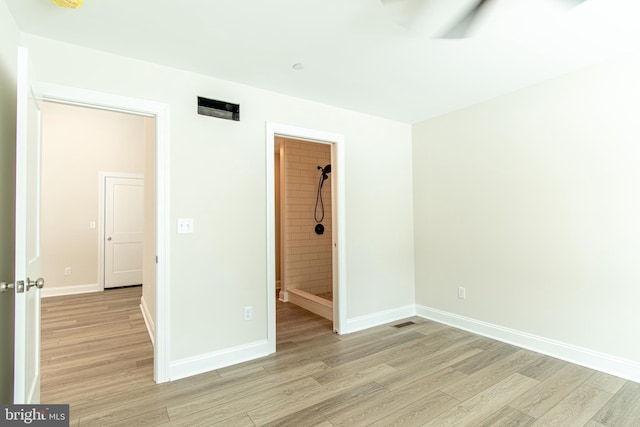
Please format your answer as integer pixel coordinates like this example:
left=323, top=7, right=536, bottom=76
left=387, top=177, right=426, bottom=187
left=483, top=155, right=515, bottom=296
left=41, top=287, right=640, bottom=426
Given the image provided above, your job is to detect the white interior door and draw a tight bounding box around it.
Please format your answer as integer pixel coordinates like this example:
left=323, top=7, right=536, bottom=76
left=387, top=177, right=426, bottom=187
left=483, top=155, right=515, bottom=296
left=104, top=177, right=144, bottom=288
left=14, top=47, right=43, bottom=404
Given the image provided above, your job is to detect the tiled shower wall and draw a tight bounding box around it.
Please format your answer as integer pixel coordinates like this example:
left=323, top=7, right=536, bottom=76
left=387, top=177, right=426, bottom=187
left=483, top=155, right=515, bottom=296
left=283, top=138, right=332, bottom=297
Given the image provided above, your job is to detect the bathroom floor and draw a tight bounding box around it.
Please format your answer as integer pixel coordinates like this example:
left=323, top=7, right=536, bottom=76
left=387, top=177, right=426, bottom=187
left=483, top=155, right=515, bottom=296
left=276, top=298, right=333, bottom=347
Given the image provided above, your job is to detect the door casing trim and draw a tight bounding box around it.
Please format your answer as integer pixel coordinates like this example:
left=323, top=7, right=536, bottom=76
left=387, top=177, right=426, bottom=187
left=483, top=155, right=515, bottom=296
left=35, top=82, right=171, bottom=383
left=265, top=122, right=347, bottom=354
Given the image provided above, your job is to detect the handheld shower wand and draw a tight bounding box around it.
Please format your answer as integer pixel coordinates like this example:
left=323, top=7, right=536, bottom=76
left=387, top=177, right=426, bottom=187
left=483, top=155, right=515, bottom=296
left=314, top=164, right=331, bottom=234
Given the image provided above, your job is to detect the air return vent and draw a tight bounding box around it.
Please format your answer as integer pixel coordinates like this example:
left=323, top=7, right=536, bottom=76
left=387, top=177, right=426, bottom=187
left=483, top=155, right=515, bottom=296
left=197, top=97, right=240, bottom=121
left=393, top=321, right=416, bottom=328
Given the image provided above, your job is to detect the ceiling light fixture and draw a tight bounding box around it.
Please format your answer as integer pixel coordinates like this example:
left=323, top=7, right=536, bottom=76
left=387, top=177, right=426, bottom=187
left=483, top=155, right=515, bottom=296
left=292, top=63, right=304, bottom=71
left=51, top=0, right=83, bottom=9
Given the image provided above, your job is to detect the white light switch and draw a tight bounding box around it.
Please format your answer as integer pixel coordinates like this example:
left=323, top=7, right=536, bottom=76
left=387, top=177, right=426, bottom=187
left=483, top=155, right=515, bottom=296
left=177, top=218, right=194, bottom=233
left=89, top=221, right=96, bottom=229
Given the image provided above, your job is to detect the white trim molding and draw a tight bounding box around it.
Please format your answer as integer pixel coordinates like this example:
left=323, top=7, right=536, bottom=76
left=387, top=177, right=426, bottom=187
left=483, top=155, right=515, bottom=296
left=41, top=284, right=100, bottom=298
left=343, top=305, right=416, bottom=335
left=140, top=296, right=155, bottom=347
left=416, top=305, right=640, bottom=384
left=170, top=340, right=270, bottom=381
left=279, top=290, right=289, bottom=302
left=265, top=122, right=347, bottom=353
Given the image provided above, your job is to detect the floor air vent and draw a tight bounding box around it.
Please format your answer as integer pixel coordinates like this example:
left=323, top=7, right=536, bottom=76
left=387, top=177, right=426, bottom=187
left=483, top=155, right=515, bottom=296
left=393, top=321, right=416, bottom=328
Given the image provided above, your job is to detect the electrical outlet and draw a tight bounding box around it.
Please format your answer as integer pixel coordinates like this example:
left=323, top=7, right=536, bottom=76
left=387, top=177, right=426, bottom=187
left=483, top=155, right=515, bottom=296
left=177, top=218, right=194, bottom=234
left=64, top=267, right=71, bottom=276
left=244, top=306, right=253, bottom=321
left=458, top=286, right=466, bottom=299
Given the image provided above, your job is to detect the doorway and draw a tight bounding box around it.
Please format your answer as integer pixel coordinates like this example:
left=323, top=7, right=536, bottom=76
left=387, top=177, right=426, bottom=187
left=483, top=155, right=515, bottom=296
left=266, top=123, right=346, bottom=354
left=275, top=137, right=334, bottom=321
left=36, top=82, right=170, bottom=384
left=39, top=102, right=155, bottom=402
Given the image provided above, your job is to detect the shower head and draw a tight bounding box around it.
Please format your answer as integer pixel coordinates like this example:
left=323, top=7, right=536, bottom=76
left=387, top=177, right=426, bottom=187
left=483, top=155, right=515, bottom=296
left=315, top=164, right=331, bottom=225
left=318, top=164, right=331, bottom=180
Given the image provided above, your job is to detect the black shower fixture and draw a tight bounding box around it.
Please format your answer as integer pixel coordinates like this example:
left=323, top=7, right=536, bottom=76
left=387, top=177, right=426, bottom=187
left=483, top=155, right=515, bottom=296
left=314, top=164, right=331, bottom=235
left=319, top=164, right=331, bottom=181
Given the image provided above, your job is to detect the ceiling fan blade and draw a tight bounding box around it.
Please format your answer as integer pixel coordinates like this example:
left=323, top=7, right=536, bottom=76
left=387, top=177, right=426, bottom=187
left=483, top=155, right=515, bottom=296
left=381, top=0, right=588, bottom=39
left=440, top=0, right=492, bottom=39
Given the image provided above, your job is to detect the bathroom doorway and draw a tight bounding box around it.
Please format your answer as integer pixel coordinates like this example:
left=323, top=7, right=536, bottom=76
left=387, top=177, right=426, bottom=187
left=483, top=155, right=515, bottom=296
left=275, top=137, right=333, bottom=322
left=266, top=123, right=346, bottom=352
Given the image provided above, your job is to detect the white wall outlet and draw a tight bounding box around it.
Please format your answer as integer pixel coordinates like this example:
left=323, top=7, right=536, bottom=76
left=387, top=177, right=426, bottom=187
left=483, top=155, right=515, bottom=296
left=89, top=221, right=96, bottom=229
left=177, top=218, right=194, bottom=234
left=458, top=286, right=466, bottom=299
left=64, top=267, right=71, bottom=276
left=244, top=306, right=253, bottom=321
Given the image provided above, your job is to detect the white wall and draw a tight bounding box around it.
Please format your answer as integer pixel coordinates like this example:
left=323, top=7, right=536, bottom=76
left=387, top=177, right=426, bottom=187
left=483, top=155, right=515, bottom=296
left=21, top=35, right=415, bottom=365
left=0, top=0, right=19, bottom=404
left=413, top=53, right=640, bottom=366
left=41, top=102, right=147, bottom=292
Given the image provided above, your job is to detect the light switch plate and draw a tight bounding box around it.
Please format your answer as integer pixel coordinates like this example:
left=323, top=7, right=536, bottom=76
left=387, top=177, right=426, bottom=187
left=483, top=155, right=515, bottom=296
left=177, top=218, right=194, bottom=233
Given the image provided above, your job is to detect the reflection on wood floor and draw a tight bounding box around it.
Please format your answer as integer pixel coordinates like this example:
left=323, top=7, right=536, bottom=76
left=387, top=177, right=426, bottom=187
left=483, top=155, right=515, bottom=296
left=41, top=286, right=640, bottom=426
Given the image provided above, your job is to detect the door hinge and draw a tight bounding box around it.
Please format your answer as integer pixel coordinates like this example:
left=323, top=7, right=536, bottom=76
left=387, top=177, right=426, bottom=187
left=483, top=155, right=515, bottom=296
left=156, top=256, right=158, bottom=264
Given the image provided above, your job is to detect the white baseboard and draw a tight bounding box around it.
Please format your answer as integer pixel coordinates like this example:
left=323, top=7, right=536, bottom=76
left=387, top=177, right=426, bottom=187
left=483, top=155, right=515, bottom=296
left=416, top=305, right=640, bottom=384
left=166, top=304, right=640, bottom=383
left=169, top=340, right=271, bottom=381
left=343, top=304, right=416, bottom=335
left=41, top=283, right=100, bottom=298
left=140, top=296, right=155, bottom=347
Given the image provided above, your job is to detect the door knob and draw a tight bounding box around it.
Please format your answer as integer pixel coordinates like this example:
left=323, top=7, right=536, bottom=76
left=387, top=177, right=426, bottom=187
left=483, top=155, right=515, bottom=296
left=2, top=280, right=25, bottom=293
left=107, top=237, right=112, bottom=241
left=26, top=277, right=45, bottom=291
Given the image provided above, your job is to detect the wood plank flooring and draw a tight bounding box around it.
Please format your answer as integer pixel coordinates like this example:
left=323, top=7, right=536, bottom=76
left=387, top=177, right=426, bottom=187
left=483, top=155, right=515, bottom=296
left=41, top=286, right=155, bottom=409
left=41, top=287, right=640, bottom=426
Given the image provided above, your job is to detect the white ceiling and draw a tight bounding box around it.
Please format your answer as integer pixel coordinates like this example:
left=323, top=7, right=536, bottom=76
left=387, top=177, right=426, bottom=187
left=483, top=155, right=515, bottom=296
left=5, top=0, right=640, bottom=123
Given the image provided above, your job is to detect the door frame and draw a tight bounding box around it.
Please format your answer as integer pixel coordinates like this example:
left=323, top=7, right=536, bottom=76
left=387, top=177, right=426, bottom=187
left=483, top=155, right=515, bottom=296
left=35, top=82, right=171, bottom=383
left=265, top=123, right=347, bottom=352
left=98, top=173, right=144, bottom=291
